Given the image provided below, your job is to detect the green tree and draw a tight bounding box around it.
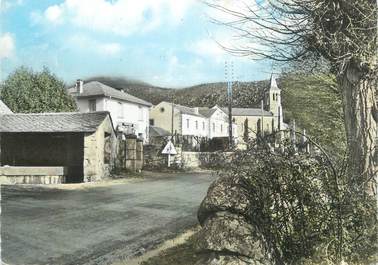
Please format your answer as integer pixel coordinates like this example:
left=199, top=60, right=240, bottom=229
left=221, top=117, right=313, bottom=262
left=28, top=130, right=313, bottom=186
left=280, top=73, right=346, bottom=159
left=0, top=67, right=77, bottom=113
left=207, top=0, right=377, bottom=193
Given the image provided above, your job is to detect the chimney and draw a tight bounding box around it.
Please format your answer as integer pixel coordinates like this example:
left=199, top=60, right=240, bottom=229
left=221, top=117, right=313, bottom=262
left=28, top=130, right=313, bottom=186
left=76, top=79, right=84, bottom=94
left=194, top=107, right=199, bottom=114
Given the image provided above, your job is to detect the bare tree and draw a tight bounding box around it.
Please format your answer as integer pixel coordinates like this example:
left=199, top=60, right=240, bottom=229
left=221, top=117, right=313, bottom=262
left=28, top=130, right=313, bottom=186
left=207, top=0, right=377, bottom=192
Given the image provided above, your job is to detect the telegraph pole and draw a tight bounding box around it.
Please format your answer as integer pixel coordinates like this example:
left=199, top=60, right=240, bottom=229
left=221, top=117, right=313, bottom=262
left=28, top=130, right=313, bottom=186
left=225, top=61, right=234, bottom=148
left=261, top=100, right=264, bottom=138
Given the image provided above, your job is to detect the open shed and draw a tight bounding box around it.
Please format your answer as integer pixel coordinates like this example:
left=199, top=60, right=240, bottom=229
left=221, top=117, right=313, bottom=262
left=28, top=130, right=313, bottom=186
left=0, top=111, right=115, bottom=184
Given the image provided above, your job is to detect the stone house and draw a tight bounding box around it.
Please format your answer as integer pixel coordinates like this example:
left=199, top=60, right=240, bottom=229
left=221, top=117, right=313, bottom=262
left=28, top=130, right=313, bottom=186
left=68, top=80, right=152, bottom=143
left=149, top=102, right=238, bottom=140
left=0, top=111, right=115, bottom=184
left=149, top=101, right=208, bottom=138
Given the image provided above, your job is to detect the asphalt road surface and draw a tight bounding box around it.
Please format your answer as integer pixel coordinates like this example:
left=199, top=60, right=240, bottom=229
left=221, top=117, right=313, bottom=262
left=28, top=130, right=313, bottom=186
left=1, top=172, right=217, bottom=265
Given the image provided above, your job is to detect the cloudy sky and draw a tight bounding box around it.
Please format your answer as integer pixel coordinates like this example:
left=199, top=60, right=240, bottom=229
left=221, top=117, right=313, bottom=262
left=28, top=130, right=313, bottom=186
left=0, top=0, right=271, bottom=87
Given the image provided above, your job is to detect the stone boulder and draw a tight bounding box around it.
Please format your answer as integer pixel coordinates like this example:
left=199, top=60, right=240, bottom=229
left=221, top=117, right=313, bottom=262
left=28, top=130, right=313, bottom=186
left=195, top=212, right=270, bottom=262
left=195, top=175, right=274, bottom=265
left=198, top=175, right=251, bottom=225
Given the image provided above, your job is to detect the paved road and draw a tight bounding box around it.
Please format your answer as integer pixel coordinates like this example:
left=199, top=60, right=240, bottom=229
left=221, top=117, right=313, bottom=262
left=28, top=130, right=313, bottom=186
left=1, top=172, right=217, bottom=265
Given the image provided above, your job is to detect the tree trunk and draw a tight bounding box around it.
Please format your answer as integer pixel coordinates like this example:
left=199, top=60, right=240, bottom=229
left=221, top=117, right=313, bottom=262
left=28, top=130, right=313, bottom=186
left=338, top=63, right=377, bottom=194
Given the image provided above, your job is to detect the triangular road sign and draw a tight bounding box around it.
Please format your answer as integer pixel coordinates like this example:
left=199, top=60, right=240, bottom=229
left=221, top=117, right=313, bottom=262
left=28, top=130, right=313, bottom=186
left=162, top=140, right=177, bottom=155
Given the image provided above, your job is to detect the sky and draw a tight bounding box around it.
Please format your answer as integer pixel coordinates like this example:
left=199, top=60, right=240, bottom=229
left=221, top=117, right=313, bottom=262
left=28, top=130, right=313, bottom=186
left=0, top=0, right=272, bottom=88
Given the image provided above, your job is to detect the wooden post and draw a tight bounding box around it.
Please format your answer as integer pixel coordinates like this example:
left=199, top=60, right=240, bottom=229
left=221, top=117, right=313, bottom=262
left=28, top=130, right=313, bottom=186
left=261, top=100, right=264, bottom=138
left=302, top=129, right=310, bottom=153
left=292, top=120, right=297, bottom=152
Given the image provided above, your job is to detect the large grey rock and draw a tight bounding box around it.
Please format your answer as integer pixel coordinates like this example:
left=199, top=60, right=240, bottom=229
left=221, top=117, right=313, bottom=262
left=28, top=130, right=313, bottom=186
left=198, top=175, right=251, bottom=225
left=195, top=212, right=271, bottom=263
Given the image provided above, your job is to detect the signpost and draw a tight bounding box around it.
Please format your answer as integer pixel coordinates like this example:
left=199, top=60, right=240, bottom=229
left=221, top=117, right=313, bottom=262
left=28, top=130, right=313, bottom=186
left=162, top=140, right=177, bottom=167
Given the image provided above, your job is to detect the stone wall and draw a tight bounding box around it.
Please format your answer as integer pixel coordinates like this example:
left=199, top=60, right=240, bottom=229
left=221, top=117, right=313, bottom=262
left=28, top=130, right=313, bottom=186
left=181, top=151, right=233, bottom=169
left=113, top=135, right=144, bottom=172
left=0, top=166, right=66, bottom=184
left=144, top=144, right=233, bottom=170
left=83, top=116, right=116, bottom=182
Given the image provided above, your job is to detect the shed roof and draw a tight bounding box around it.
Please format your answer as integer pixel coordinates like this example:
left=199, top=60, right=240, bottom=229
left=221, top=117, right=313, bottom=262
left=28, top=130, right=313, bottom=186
left=0, top=100, right=12, bottom=114
left=222, top=108, right=273, bottom=117
left=0, top=111, right=112, bottom=133
left=149, top=126, right=170, bottom=137
left=72, top=81, right=152, bottom=107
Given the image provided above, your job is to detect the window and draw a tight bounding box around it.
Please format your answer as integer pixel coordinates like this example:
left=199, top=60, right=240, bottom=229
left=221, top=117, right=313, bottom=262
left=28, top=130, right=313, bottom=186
left=89, top=99, right=96, bottom=112
left=203, top=121, right=205, bottom=130
left=273, top=93, right=275, bottom=101
left=149, top=119, right=155, bottom=126
left=195, top=120, right=198, bottom=130
left=212, top=123, right=215, bottom=132
left=221, top=124, right=223, bottom=133
left=187, top=119, right=190, bottom=129
left=160, top=107, right=165, bottom=113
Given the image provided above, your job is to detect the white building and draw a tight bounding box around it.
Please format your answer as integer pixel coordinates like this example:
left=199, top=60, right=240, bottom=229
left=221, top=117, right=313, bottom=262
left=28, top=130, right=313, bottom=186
left=198, top=106, right=237, bottom=139
left=69, top=80, right=152, bottom=142
left=0, top=100, right=12, bottom=114
left=149, top=102, right=237, bottom=140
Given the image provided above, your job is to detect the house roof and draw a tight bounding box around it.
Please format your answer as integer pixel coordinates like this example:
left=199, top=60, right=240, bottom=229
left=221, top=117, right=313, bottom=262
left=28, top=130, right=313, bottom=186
left=167, top=102, right=204, bottom=117
left=198, top=107, right=217, bottom=118
left=0, top=111, right=112, bottom=133
left=72, top=81, right=152, bottom=107
left=222, top=108, right=273, bottom=117
left=0, top=100, right=12, bottom=114
left=149, top=126, right=170, bottom=137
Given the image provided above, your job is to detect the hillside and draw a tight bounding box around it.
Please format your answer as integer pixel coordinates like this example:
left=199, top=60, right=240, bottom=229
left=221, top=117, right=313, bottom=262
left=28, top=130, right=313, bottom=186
left=83, top=76, right=269, bottom=108
left=83, top=74, right=345, bottom=156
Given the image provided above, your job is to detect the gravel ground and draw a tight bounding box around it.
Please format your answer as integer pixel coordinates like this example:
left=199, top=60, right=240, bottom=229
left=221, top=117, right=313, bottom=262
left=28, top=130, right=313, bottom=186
left=1, top=172, right=216, bottom=265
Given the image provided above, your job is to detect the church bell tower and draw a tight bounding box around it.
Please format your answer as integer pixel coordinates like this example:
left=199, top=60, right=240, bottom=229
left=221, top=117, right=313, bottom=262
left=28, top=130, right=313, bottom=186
left=266, top=74, right=283, bottom=131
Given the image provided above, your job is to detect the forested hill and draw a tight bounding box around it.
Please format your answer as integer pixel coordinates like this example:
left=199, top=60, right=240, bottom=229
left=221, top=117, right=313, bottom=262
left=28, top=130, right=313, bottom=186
left=83, top=76, right=269, bottom=108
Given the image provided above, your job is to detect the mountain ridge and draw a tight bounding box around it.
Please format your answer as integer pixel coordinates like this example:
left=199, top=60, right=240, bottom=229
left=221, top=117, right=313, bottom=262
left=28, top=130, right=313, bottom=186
left=79, top=76, right=269, bottom=109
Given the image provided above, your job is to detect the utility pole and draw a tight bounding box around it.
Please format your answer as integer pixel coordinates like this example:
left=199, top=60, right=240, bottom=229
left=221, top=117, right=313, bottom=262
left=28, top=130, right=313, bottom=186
left=292, top=119, right=297, bottom=152
left=261, top=100, right=264, bottom=138
left=170, top=91, right=174, bottom=143
left=225, top=61, right=233, bottom=148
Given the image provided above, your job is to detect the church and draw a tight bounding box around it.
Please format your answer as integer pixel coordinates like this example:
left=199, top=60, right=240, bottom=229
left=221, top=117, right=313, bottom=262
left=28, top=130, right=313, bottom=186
left=222, top=75, right=284, bottom=145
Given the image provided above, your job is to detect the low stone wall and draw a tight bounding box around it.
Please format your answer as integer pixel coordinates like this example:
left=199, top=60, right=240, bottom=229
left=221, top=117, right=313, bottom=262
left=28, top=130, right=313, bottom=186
left=0, top=166, right=66, bottom=184
left=144, top=145, right=234, bottom=170
left=181, top=152, right=234, bottom=169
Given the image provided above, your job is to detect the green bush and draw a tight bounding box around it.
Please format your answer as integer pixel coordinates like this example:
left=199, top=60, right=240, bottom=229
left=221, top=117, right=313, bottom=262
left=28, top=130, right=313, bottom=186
left=221, top=138, right=377, bottom=264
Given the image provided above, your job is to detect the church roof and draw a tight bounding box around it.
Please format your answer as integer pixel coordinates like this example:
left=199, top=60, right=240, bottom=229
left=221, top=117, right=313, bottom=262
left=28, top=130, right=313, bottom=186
left=270, top=74, right=280, bottom=91
left=222, top=108, right=273, bottom=117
